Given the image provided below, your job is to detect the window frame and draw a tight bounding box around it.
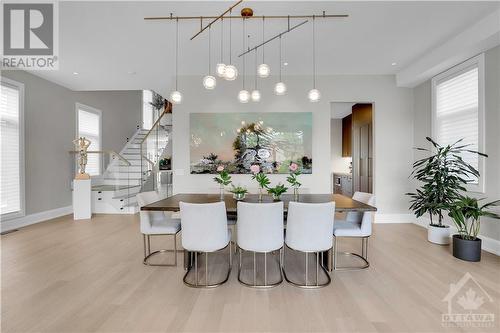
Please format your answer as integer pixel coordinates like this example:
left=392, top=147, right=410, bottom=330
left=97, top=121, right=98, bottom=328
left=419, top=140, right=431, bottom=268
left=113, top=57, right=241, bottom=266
left=75, top=103, right=103, bottom=176
left=431, top=53, right=485, bottom=193
left=0, top=77, right=25, bottom=221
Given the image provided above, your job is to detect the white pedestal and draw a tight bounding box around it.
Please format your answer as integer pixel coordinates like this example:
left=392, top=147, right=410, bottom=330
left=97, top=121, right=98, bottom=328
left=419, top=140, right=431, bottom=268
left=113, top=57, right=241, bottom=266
left=73, top=179, right=92, bottom=220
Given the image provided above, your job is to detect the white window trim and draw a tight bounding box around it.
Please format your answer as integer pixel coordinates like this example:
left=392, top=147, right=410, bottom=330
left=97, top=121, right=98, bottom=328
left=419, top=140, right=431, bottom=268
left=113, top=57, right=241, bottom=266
left=1, top=77, right=25, bottom=221
left=75, top=103, right=103, bottom=176
left=431, top=53, right=485, bottom=193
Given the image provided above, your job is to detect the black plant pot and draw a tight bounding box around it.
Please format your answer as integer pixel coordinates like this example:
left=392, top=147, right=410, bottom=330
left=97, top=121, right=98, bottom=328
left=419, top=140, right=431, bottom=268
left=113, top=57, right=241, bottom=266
left=452, top=234, right=482, bottom=262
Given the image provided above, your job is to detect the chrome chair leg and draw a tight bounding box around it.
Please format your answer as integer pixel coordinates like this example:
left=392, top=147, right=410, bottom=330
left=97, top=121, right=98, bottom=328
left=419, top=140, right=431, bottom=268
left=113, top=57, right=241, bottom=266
left=143, top=232, right=179, bottom=266
left=282, top=245, right=332, bottom=289
left=333, top=236, right=370, bottom=271
left=182, top=244, right=231, bottom=288
left=237, top=247, right=283, bottom=288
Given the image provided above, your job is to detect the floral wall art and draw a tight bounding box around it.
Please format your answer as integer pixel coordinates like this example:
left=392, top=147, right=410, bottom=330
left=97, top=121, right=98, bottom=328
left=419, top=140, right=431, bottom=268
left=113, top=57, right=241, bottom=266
left=190, top=112, right=313, bottom=174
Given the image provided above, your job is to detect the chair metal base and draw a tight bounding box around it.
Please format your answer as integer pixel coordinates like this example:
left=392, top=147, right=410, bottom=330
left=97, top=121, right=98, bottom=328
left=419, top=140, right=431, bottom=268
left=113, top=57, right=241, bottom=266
left=143, top=232, right=179, bottom=266
left=282, top=245, right=331, bottom=289
left=182, top=243, right=232, bottom=288
left=333, top=236, right=370, bottom=271
left=237, top=247, right=283, bottom=288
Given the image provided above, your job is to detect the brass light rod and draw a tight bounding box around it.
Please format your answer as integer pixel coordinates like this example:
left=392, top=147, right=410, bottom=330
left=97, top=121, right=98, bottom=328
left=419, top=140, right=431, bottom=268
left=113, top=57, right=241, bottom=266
left=189, top=0, right=244, bottom=40
left=237, top=19, right=308, bottom=57
left=144, top=14, right=348, bottom=21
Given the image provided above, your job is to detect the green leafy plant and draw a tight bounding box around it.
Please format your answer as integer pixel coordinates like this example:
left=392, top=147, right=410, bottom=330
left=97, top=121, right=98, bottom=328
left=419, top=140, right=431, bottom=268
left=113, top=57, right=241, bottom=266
left=286, top=162, right=302, bottom=188
left=213, top=167, right=232, bottom=186
left=448, top=196, right=500, bottom=240
left=407, top=137, right=487, bottom=227
left=267, top=183, right=288, bottom=198
left=252, top=172, right=271, bottom=189
left=229, top=185, right=248, bottom=195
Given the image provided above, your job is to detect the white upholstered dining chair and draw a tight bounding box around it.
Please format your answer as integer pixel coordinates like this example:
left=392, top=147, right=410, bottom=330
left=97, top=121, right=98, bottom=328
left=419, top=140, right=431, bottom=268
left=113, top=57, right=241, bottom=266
left=284, top=201, right=335, bottom=288
left=137, top=191, right=181, bottom=266
left=332, top=191, right=375, bottom=270
left=236, top=201, right=284, bottom=288
left=179, top=201, right=232, bottom=288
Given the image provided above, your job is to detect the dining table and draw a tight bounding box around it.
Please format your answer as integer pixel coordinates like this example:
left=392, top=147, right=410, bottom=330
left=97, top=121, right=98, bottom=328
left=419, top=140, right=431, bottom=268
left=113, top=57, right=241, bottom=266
left=141, top=193, right=377, bottom=271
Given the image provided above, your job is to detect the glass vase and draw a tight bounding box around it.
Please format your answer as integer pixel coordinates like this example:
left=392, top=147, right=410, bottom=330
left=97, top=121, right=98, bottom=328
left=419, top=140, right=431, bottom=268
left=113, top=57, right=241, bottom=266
left=220, top=185, right=225, bottom=201
left=293, top=187, right=299, bottom=201
left=258, top=187, right=263, bottom=202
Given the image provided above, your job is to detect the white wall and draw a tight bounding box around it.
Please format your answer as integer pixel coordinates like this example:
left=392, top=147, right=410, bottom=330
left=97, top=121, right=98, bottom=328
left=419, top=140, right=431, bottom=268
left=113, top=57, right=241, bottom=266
left=172, top=74, right=414, bottom=215
left=412, top=46, right=500, bottom=241
left=330, top=118, right=351, bottom=174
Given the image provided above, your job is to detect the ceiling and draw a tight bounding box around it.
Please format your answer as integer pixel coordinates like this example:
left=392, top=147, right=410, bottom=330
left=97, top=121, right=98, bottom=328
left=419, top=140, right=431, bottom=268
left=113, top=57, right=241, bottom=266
left=29, top=1, right=498, bottom=97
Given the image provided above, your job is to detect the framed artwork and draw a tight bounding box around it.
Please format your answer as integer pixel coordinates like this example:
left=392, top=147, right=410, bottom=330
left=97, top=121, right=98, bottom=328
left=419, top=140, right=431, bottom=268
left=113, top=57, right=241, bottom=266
left=190, top=112, right=312, bottom=174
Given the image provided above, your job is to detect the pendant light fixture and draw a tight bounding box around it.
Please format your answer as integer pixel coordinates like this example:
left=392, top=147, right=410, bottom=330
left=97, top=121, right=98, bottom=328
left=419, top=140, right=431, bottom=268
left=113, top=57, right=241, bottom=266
left=274, top=35, right=286, bottom=95
left=251, top=49, right=261, bottom=102
left=238, top=18, right=250, bottom=103
left=202, top=26, right=216, bottom=89
left=170, top=18, right=182, bottom=104
left=308, top=16, right=320, bottom=102
left=257, top=17, right=270, bottom=78
left=224, top=9, right=238, bottom=81
left=215, top=18, right=226, bottom=77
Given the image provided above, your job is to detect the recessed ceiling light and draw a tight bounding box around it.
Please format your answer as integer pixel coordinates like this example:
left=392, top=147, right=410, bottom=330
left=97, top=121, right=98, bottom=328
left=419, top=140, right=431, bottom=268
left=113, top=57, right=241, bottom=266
left=391, top=62, right=397, bottom=66
left=127, top=71, right=136, bottom=75
left=283, top=62, right=288, bottom=66
left=73, top=72, right=79, bottom=75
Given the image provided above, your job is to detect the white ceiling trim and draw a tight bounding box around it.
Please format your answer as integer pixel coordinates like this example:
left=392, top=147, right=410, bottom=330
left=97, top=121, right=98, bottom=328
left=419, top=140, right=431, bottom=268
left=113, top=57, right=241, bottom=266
left=396, top=8, right=500, bottom=88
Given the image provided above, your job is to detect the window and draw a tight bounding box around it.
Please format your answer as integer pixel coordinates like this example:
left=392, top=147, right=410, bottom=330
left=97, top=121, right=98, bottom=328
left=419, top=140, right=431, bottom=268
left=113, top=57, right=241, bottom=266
left=1, top=77, right=25, bottom=219
left=76, top=104, right=102, bottom=176
left=432, top=54, right=485, bottom=192
left=142, top=90, right=154, bottom=129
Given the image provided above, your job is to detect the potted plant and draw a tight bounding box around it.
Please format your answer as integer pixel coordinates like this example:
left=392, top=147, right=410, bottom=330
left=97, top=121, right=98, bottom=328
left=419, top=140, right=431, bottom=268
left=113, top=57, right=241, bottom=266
left=448, top=196, right=499, bottom=262
left=267, top=183, right=288, bottom=201
left=407, top=137, right=487, bottom=245
left=250, top=164, right=270, bottom=201
left=213, top=165, right=232, bottom=200
left=230, top=185, right=248, bottom=201
left=286, top=162, right=301, bottom=200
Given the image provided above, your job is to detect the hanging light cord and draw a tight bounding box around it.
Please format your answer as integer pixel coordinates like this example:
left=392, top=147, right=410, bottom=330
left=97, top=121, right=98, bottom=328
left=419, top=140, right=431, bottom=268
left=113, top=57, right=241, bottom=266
left=254, top=49, right=258, bottom=89
left=175, top=18, right=179, bottom=90
left=279, top=35, right=282, bottom=81
left=220, top=18, right=224, bottom=64
left=208, top=25, right=211, bottom=74
left=242, top=18, right=246, bottom=88
left=312, top=15, right=316, bottom=89
left=262, top=16, right=265, bottom=63
left=229, top=9, right=232, bottom=65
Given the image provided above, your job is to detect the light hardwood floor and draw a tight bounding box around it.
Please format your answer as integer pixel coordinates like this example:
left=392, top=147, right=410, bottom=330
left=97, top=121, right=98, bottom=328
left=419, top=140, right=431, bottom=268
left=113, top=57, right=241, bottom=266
left=1, top=214, right=499, bottom=333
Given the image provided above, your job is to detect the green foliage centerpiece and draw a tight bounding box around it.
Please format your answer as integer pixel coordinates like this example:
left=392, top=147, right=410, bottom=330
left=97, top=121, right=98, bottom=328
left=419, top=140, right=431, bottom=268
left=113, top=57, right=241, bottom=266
left=250, top=164, right=270, bottom=201
left=286, top=162, right=301, bottom=201
left=214, top=165, right=232, bottom=200
left=267, top=184, right=288, bottom=201
left=230, top=185, right=248, bottom=201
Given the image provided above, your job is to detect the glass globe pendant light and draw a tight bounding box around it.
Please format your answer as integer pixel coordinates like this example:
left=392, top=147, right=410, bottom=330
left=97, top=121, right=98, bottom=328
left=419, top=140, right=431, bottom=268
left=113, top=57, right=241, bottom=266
left=308, top=16, right=321, bottom=102
left=257, top=17, right=270, bottom=78
left=170, top=18, right=183, bottom=104
left=215, top=18, right=226, bottom=77
left=202, top=26, right=216, bottom=90
left=238, top=18, right=249, bottom=103
left=251, top=49, right=261, bottom=102
left=224, top=9, right=238, bottom=81
left=274, top=35, right=287, bottom=95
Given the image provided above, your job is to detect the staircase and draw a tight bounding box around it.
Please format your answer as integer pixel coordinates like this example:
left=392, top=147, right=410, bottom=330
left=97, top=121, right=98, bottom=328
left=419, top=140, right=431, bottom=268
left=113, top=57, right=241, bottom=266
left=91, top=128, right=150, bottom=214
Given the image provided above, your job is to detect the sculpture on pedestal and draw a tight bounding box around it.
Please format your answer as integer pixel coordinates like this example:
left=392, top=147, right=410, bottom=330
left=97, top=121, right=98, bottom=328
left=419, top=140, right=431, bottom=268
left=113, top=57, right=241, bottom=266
left=73, top=137, right=91, bottom=179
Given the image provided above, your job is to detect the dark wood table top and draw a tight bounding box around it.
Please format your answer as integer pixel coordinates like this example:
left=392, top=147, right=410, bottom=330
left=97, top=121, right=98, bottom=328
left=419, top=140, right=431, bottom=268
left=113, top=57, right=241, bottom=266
left=141, top=193, right=377, bottom=213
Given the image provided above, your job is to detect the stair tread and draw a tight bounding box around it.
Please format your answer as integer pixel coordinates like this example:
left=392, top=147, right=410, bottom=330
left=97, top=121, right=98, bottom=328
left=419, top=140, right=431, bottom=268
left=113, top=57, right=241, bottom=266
left=92, top=185, right=140, bottom=191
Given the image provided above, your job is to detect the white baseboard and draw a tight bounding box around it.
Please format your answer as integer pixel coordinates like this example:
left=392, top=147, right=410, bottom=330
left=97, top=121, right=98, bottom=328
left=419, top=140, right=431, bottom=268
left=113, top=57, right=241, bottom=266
left=413, top=217, right=500, bottom=256
left=375, top=213, right=415, bottom=224
left=1, top=206, right=73, bottom=233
